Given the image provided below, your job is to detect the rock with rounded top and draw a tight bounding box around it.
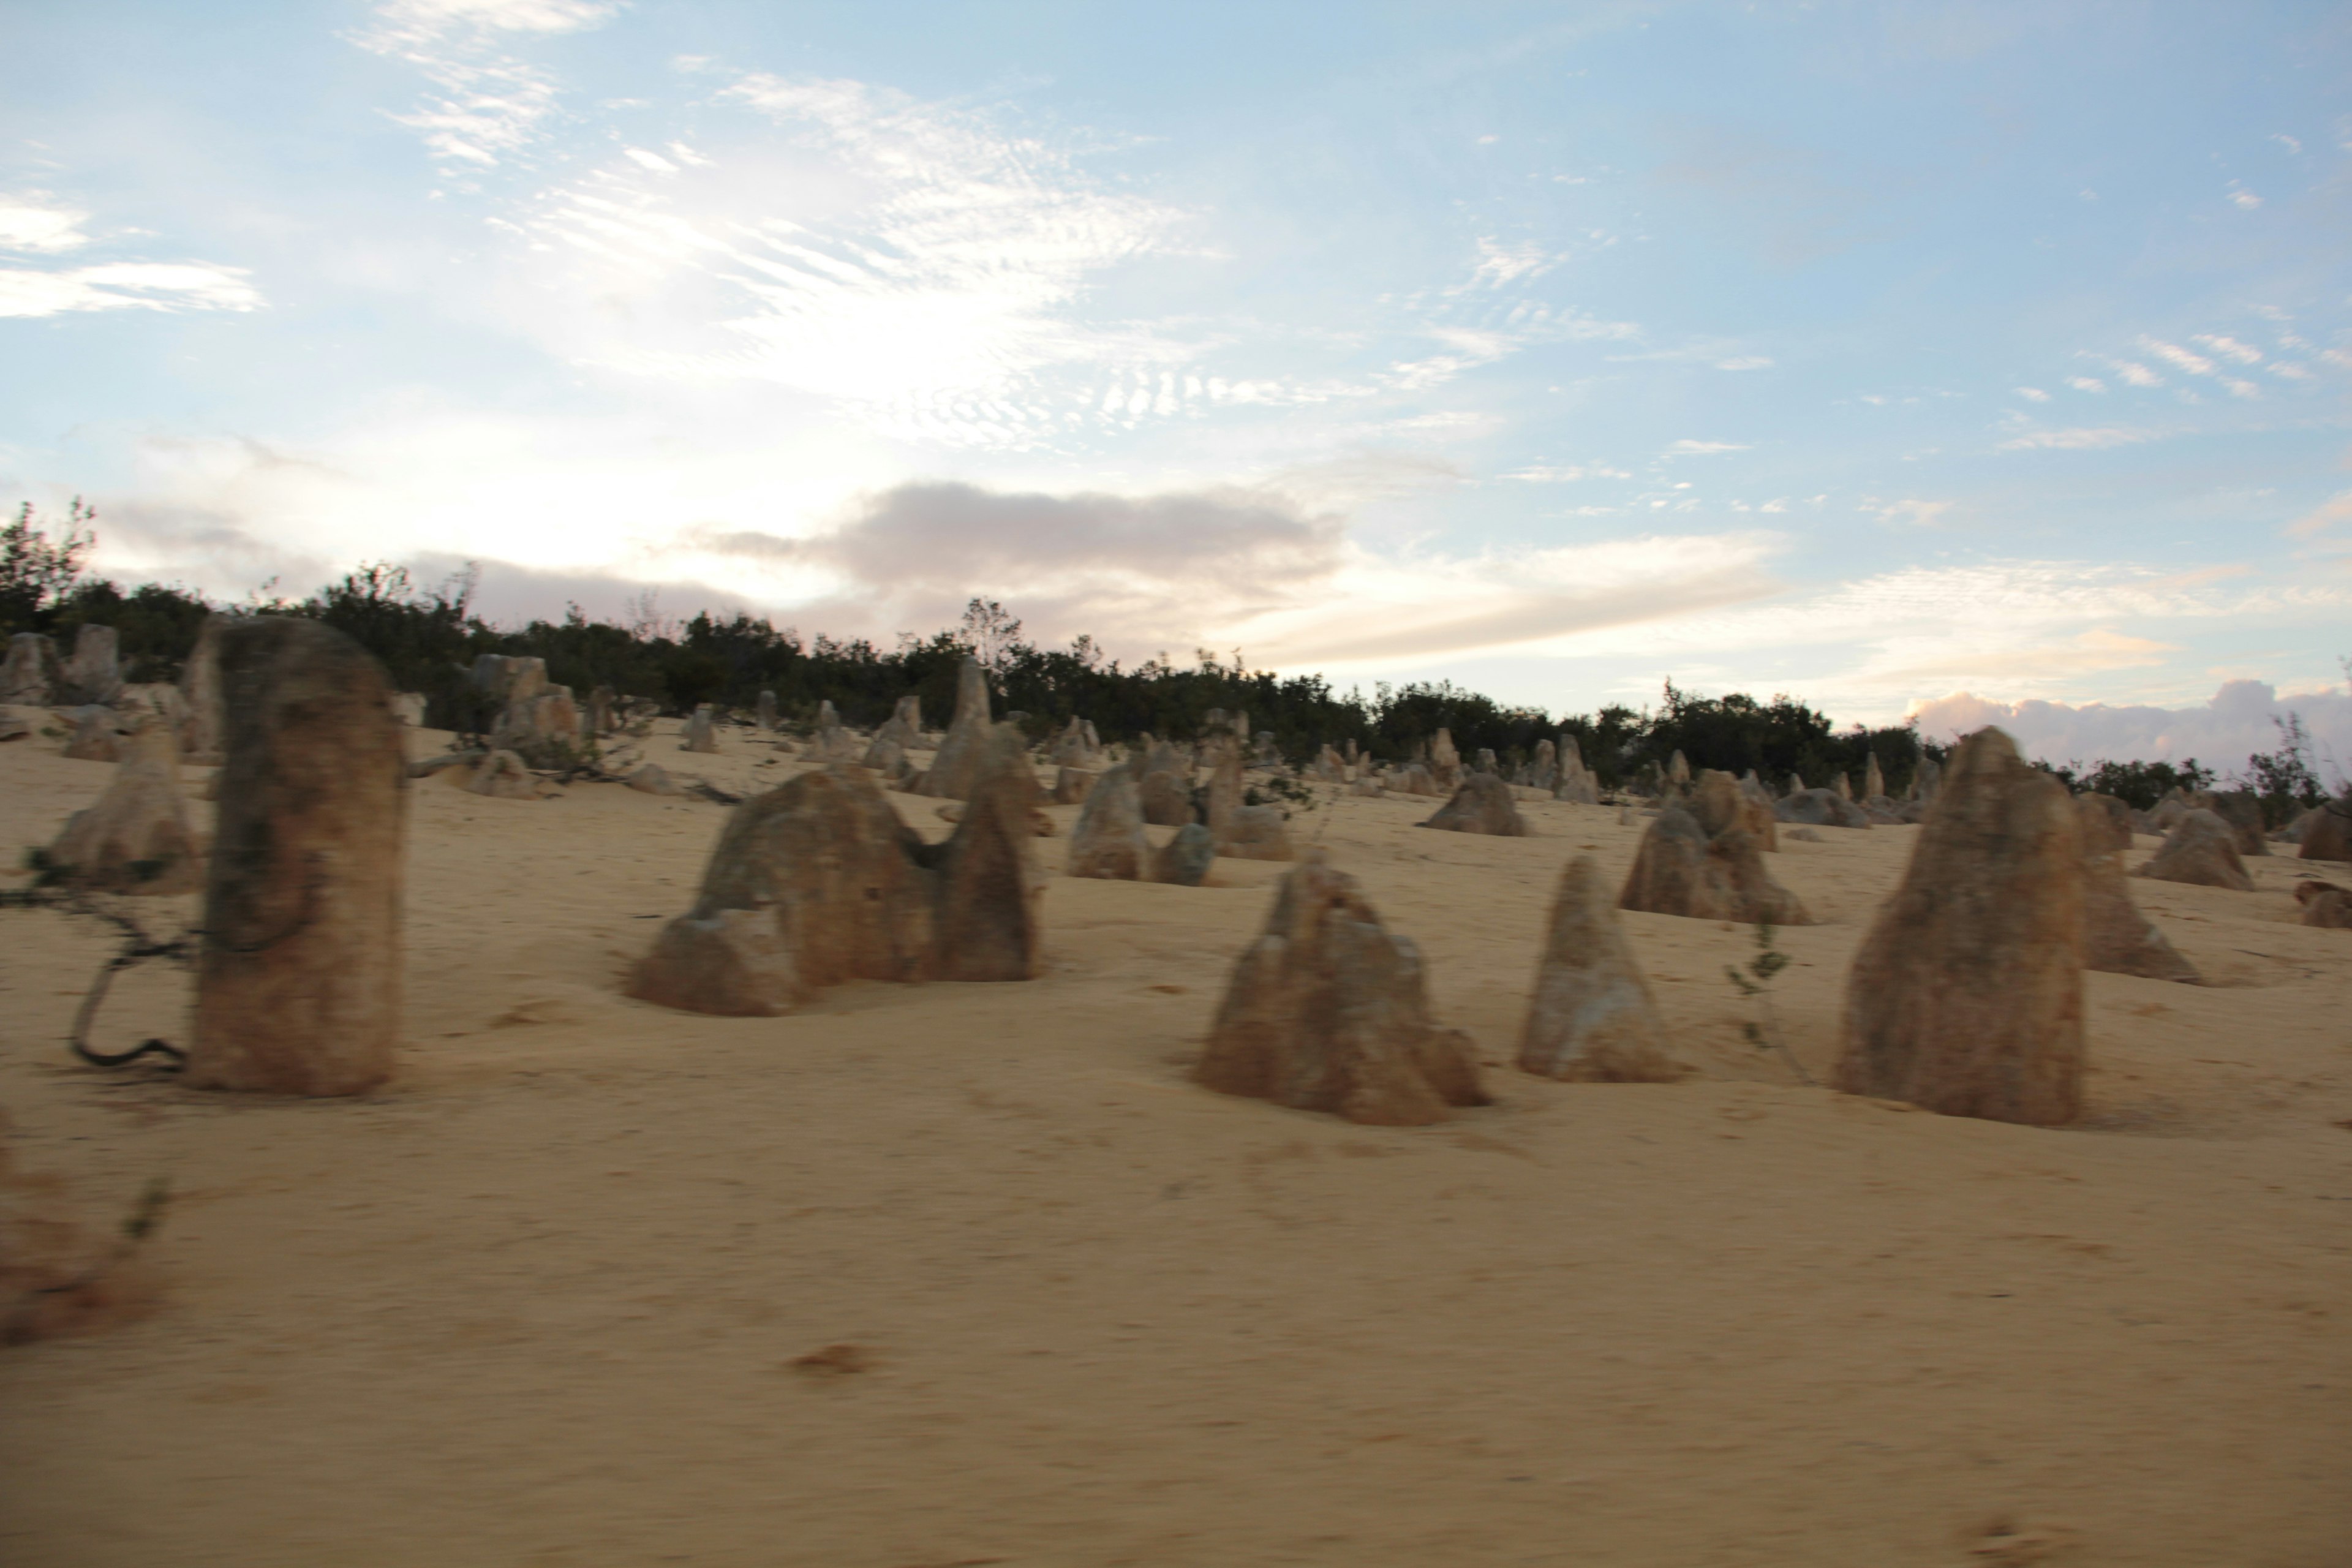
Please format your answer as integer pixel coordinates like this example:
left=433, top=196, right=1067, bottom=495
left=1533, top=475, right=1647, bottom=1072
left=1667, top=749, right=1691, bottom=788
left=861, top=734, right=912, bottom=783
left=58, top=625, right=122, bottom=706
left=186, top=617, right=407, bottom=1096
left=1206, top=747, right=1295, bottom=860
left=1833, top=772, right=1853, bottom=801
left=1785, top=771, right=1804, bottom=798
left=1393, top=761, right=1442, bottom=797
left=916, top=658, right=997, bottom=799
left=1522, top=738, right=1559, bottom=791
left=1420, top=773, right=1528, bottom=836
left=680, top=704, right=719, bottom=754
left=47, top=720, right=203, bottom=895
left=1066, top=769, right=1150, bottom=880
left=1349, top=775, right=1384, bottom=798
left=467, top=749, right=540, bottom=799
left=1694, top=768, right=1777, bottom=852
left=2078, top=797, right=2196, bottom=983
left=2296, top=879, right=2352, bottom=929
left=1518, top=855, right=1681, bottom=1082
left=1153, top=822, right=1216, bottom=886
left=492, top=687, right=583, bottom=768
left=61, top=704, right=123, bottom=762
left=624, top=763, right=683, bottom=796
left=1050, top=764, right=1096, bottom=805
left=1310, top=744, right=1347, bottom=783
left=1833, top=727, right=2084, bottom=1125
left=756, top=690, right=778, bottom=731
left=1139, top=767, right=1196, bottom=827
left=2205, top=790, right=2268, bottom=857
left=930, top=725, right=1048, bottom=980
left=2135, top=809, right=2255, bottom=892
left=1619, top=805, right=1811, bottom=925
left=471, top=654, right=547, bottom=708
left=1864, top=753, right=1886, bottom=801
left=1197, top=854, right=1487, bottom=1125
left=1430, top=728, right=1461, bottom=789
left=873, top=694, right=923, bottom=750
left=1775, top=787, right=1871, bottom=830
left=2300, top=801, right=2351, bottom=864
left=2146, top=787, right=2195, bottom=833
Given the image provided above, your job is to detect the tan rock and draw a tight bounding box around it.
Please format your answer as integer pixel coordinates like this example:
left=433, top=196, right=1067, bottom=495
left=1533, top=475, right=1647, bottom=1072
left=1050, top=765, right=1097, bottom=806
left=1197, top=854, right=1487, bottom=1125
left=1153, top=823, right=1216, bottom=886
left=1393, top=761, right=1442, bottom=797
left=2135, top=809, right=2255, bottom=892
left=1420, top=773, right=1528, bottom=836
left=61, top=704, right=121, bottom=762
left=58, top=624, right=122, bottom=706
left=2295, top=880, right=2352, bottom=929
left=1667, top=749, right=1691, bottom=787
left=2078, top=799, right=2196, bottom=983
left=2, top=633, right=60, bottom=706
left=1066, top=769, right=1151, bottom=881
left=624, top=763, right=683, bottom=796
left=2206, top=790, right=2268, bottom=857
left=467, top=749, right=540, bottom=799
left=1620, top=806, right=1811, bottom=925
left=1517, top=856, right=1680, bottom=1082
left=1864, top=753, right=1885, bottom=800
left=872, top=694, right=922, bottom=750
left=1694, top=769, right=1776, bottom=852
left=1206, top=749, right=1295, bottom=861
left=1774, top=787, right=1871, bottom=830
left=861, top=734, right=913, bottom=782
left=1139, top=767, right=1195, bottom=827
left=916, top=658, right=995, bottom=800
left=491, top=687, right=583, bottom=768
left=680, top=704, right=719, bottom=754
left=1832, top=727, right=2084, bottom=1125
left=388, top=692, right=428, bottom=728
left=2300, top=801, right=2352, bottom=864
left=471, top=654, right=547, bottom=707
left=186, top=617, right=407, bottom=1097
left=756, top=691, right=778, bottom=731
left=177, top=616, right=228, bottom=759
left=46, top=720, right=203, bottom=894
left=929, top=726, right=1047, bottom=981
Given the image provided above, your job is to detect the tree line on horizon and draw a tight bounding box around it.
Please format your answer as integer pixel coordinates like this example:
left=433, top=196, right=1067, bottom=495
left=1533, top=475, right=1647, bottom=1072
left=3, top=499, right=2335, bottom=821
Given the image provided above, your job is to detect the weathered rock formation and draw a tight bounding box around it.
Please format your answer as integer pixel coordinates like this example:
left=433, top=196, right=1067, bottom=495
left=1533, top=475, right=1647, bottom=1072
left=2, top=633, right=60, bottom=705
left=916, top=659, right=995, bottom=800
left=2077, top=797, right=2196, bottom=983
left=680, top=704, right=719, bottom=754
left=1775, top=787, right=1872, bottom=830
left=872, top=694, right=922, bottom=750
left=1430, top=728, right=1462, bottom=790
left=467, top=749, right=539, bottom=799
left=1420, top=773, right=1529, bottom=836
left=2136, top=809, right=2255, bottom=892
left=1047, top=717, right=1103, bottom=768
left=46, top=720, right=203, bottom=894
left=1831, top=727, right=2083, bottom=1125
left=1694, top=769, right=1777, bottom=853
left=1619, top=807, right=1811, bottom=925
left=1206, top=748, right=1295, bottom=860
left=57, top=625, right=122, bottom=706
left=1864, top=753, right=1885, bottom=800
left=1518, top=856, right=1679, bottom=1082
left=472, top=654, right=547, bottom=709
left=2206, top=790, right=2269, bottom=858
left=1139, top=767, right=1196, bottom=827
left=756, top=690, right=778, bottom=731
left=1050, top=765, right=1096, bottom=805
left=1196, top=855, right=1486, bottom=1125
left=1667, top=750, right=1691, bottom=788
left=186, top=617, right=407, bottom=1096
left=2296, top=879, right=2352, bottom=929
left=1392, top=761, right=1442, bottom=797
left=61, top=704, right=123, bottom=762
left=491, top=685, right=582, bottom=768
left=1066, top=769, right=1152, bottom=881
left=2301, top=801, right=2352, bottom=864
left=1154, top=823, right=1216, bottom=886
left=625, top=763, right=683, bottom=796
left=925, top=726, right=1048, bottom=981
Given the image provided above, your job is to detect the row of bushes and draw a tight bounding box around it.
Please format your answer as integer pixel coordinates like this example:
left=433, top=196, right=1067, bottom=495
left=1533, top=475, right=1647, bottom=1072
left=2, top=501, right=2335, bottom=815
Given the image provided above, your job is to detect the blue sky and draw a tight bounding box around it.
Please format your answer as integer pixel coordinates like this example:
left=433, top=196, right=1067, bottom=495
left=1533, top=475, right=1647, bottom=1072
left=5, top=1, right=2351, bottom=763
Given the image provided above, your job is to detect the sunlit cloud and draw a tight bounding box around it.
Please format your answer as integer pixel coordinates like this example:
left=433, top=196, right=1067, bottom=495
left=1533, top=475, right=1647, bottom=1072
left=0, top=260, right=262, bottom=318
left=0, top=193, right=94, bottom=254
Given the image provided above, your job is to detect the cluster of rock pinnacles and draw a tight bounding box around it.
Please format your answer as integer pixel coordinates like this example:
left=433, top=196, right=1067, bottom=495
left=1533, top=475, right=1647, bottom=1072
left=26, top=620, right=2350, bottom=1128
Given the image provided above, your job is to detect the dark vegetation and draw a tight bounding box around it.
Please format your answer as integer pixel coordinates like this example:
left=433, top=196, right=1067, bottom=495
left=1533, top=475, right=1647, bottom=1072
left=2, top=499, right=2339, bottom=810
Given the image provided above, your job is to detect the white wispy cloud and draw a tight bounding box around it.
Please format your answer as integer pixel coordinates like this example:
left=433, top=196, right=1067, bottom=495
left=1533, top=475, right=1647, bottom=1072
left=1997, top=426, right=2156, bottom=451
left=2141, top=337, right=2213, bottom=376
left=0, top=193, right=93, bottom=254
left=1665, top=439, right=1749, bottom=456
left=2193, top=333, right=2262, bottom=364
left=356, top=0, right=623, bottom=172
left=2066, top=376, right=2105, bottom=393
left=2014, top=386, right=2049, bottom=402
left=0, top=186, right=263, bottom=321
left=2108, top=359, right=2162, bottom=387
left=1502, top=463, right=1632, bottom=482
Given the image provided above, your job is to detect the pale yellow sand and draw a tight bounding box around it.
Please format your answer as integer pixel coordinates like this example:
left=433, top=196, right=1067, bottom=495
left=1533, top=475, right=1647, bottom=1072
left=1, top=720, right=2347, bottom=1567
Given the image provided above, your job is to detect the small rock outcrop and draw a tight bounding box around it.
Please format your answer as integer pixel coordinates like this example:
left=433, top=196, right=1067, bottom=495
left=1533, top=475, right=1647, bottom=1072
left=1393, top=762, right=1442, bottom=797
left=2135, top=809, right=2255, bottom=892
left=1153, top=823, right=1215, bottom=886
left=58, top=625, right=122, bottom=706
left=1196, top=855, right=1487, bottom=1125
left=1205, top=746, right=1295, bottom=860
left=1050, top=765, right=1096, bottom=805
left=186, top=618, right=407, bottom=1097
left=925, top=726, right=1047, bottom=981
left=2077, top=797, right=2196, bottom=983
left=1694, top=769, right=1777, bottom=853
left=1420, top=773, right=1529, bottom=836
left=467, top=749, right=540, bottom=799
left=1864, top=753, right=1885, bottom=800
left=61, top=704, right=122, bottom=762
left=2296, top=880, right=2352, bottom=929
left=872, top=694, right=922, bottom=750
left=1619, top=807, right=1811, bottom=925
left=491, top=685, right=582, bottom=768
left=1139, top=767, right=1196, bottom=827
left=624, top=763, right=683, bottom=796
left=1832, top=728, right=2083, bottom=1126
left=2206, top=790, right=2269, bottom=858
left=680, top=704, right=719, bottom=754
left=916, top=659, right=995, bottom=800
left=756, top=691, right=778, bottom=731
left=1517, top=856, right=1680, bottom=1082
left=46, top=720, right=203, bottom=894
left=1775, top=787, right=1871, bottom=830
left=2301, top=801, right=2352, bottom=864
left=1066, top=769, right=1152, bottom=881
left=2, top=633, right=61, bottom=705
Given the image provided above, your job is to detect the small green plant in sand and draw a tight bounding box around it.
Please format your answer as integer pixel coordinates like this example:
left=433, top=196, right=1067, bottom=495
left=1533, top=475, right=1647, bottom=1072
left=1725, top=918, right=1813, bottom=1086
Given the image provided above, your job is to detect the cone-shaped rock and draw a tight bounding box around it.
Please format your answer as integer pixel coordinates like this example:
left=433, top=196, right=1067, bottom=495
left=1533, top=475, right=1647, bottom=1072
left=1066, top=769, right=1151, bottom=880
left=917, top=658, right=995, bottom=800
left=930, top=725, right=1047, bottom=980
left=1197, top=854, right=1487, bottom=1125
left=1832, top=727, right=2083, bottom=1125
left=1420, top=773, right=1528, bottom=835
left=47, top=720, right=203, bottom=894
left=186, top=618, right=407, bottom=1096
left=1667, top=750, right=1691, bottom=787
left=1694, top=769, right=1776, bottom=852
left=2078, top=798, right=2196, bottom=983
left=873, top=694, right=922, bottom=750
left=2205, top=790, right=2268, bottom=857
left=1621, top=807, right=1811, bottom=924
left=1518, top=856, right=1680, bottom=1082
left=2136, top=809, right=2254, bottom=892
left=1864, top=753, right=1885, bottom=800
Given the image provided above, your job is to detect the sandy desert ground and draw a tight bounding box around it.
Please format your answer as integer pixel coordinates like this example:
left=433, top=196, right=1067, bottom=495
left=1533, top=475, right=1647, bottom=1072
left=1, top=718, right=2347, bottom=1567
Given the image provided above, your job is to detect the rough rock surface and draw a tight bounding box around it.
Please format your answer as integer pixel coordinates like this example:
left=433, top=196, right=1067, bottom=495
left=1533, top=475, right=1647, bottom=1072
left=2078, top=798, right=2196, bottom=983
left=1775, top=787, right=1872, bottom=830
left=2301, top=801, right=2352, bottom=864
left=1864, top=754, right=1886, bottom=801
left=492, top=687, right=582, bottom=768
left=755, top=691, right=778, bottom=731
left=1517, top=856, right=1679, bottom=1082
left=1620, top=807, right=1811, bottom=925
left=1066, top=769, right=1151, bottom=881
left=61, top=705, right=122, bottom=763
left=2, top=633, right=61, bottom=706
left=2296, top=880, right=2352, bottom=929
left=466, top=749, right=540, bottom=799
left=1153, top=823, right=1215, bottom=886
left=47, top=720, right=203, bottom=894
left=1694, top=769, right=1777, bottom=853
left=1139, top=767, right=1196, bottom=827
left=186, top=617, right=407, bottom=1096
left=1419, top=774, right=1529, bottom=836
left=58, top=625, right=122, bottom=707
left=2136, top=809, right=2255, bottom=893
left=1393, top=762, right=1442, bottom=797
left=1197, top=855, right=1487, bottom=1125
left=928, top=727, right=1047, bottom=981
left=916, top=660, right=997, bottom=801
left=680, top=704, right=719, bottom=754
left=624, top=763, right=683, bottom=796
left=2206, top=790, right=2269, bottom=858
left=1050, top=765, right=1096, bottom=806
left=1832, top=727, right=2084, bottom=1125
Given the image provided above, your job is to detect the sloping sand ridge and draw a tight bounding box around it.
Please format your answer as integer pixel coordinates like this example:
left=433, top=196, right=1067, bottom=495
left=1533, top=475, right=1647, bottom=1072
left=2, top=720, right=2348, bottom=1566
